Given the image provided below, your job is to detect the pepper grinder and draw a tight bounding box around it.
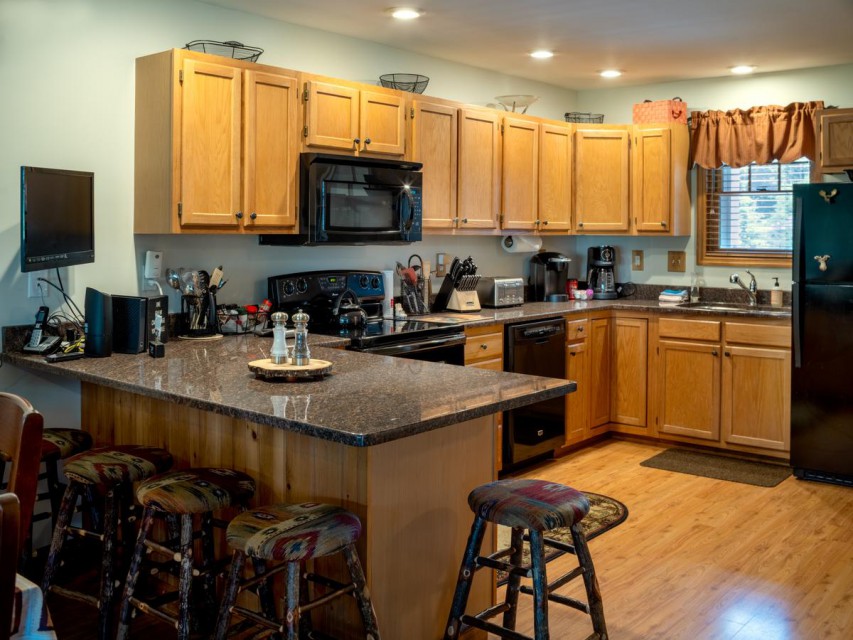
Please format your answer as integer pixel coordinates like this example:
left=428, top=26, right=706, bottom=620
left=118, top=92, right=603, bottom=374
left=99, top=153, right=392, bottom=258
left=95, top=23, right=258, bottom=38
left=291, top=308, right=311, bottom=366
left=270, top=311, right=289, bottom=364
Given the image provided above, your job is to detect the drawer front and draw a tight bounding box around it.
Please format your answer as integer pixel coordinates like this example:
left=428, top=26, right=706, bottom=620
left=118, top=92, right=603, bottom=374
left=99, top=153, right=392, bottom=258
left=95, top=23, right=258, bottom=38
left=464, top=331, right=503, bottom=364
left=566, top=317, right=589, bottom=342
left=725, top=322, right=791, bottom=348
left=659, top=317, right=721, bottom=341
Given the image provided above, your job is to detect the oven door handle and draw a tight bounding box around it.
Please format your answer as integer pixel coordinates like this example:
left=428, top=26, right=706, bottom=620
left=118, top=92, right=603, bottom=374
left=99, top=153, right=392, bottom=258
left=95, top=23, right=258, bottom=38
left=357, top=333, right=466, bottom=356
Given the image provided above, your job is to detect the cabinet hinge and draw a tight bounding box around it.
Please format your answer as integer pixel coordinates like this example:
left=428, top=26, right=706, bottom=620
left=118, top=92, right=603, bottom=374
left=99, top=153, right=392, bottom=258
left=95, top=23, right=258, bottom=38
left=177, top=202, right=182, bottom=218
left=500, top=124, right=504, bottom=135
left=656, top=346, right=659, bottom=355
left=179, top=69, right=184, bottom=85
left=303, top=125, right=308, bottom=138
left=302, top=84, right=309, bottom=102
left=655, top=416, right=659, bottom=425
left=410, top=106, right=415, bottom=120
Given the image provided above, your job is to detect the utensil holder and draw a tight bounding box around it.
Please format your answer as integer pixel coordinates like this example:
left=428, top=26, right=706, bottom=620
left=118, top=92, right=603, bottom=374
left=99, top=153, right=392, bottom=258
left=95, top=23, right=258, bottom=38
left=181, top=292, right=219, bottom=336
left=400, top=277, right=428, bottom=315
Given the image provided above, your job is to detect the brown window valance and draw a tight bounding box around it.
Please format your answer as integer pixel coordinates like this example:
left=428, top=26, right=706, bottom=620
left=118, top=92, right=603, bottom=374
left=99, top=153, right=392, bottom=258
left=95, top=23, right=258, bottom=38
left=689, top=101, right=824, bottom=169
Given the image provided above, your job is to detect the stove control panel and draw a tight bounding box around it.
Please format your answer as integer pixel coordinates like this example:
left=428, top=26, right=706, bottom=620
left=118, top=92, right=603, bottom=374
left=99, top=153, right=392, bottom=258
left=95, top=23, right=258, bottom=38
left=268, top=270, right=385, bottom=309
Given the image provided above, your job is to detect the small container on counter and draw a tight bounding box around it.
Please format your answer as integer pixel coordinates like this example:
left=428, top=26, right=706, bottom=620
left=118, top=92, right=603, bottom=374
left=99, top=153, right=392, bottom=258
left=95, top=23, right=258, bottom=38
left=567, top=279, right=578, bottom=299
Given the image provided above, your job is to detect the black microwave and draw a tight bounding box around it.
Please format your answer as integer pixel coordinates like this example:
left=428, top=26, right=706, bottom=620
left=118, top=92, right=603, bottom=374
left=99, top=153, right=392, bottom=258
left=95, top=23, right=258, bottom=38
left=259, top=153, right=423, bottom=246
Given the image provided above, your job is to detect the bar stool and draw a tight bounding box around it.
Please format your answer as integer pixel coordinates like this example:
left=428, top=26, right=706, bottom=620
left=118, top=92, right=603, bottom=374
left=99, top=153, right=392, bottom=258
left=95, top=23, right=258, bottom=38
left=40, top=428, right=94, bottom=521
left=213, top=502, right=380, bottom=640
left=116, top=467, right=256, bottom=640
left=41, top=444, right=173, bottom=640
left=444, top=478, right=607, bottom=640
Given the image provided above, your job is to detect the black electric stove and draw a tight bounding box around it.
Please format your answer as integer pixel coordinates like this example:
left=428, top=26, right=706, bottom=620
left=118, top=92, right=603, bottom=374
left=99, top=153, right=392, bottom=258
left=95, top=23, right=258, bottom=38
left=267, top=270, right=466, bottom=363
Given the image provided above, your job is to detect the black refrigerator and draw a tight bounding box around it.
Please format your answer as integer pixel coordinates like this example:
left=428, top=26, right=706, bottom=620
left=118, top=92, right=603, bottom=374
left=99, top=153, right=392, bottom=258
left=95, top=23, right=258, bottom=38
left=792, top=183, right=853, bottom=486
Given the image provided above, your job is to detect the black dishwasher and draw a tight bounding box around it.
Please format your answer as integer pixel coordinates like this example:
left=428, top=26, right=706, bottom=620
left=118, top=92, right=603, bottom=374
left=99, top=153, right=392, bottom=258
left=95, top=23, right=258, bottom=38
left=503, top=318, right=566, bottom=470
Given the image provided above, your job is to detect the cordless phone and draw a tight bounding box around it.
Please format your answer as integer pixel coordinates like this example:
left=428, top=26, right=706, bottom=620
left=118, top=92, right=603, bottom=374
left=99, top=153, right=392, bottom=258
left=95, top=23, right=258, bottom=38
left=23, top=306, right=60, bottom=354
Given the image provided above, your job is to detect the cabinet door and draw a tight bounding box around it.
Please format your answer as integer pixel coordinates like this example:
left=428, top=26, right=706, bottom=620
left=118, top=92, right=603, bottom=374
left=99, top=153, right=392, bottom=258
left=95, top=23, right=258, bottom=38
left=587, top=317, right=611, bottom=432
left=817, top=108, right=853, bottom=171
left=411, top=100, right=458, bottom=229
left=538, top=123, right=572, bottom=232
left=501, top=117, right=539, bottom=230
left=658, top=340, right=721, bottom=441
left=180, top=59, right=242, bottom=228
left=304, top=80, right=359, bottom=152
left=574, top=129, right=630, bottom=232
left=359, top=90, right=405, bottom=156
left=722, top=345, right=791, bottom=451
left=458, top=108, right=501, bottom=229
left=633, top=126, right=672, bottom=233
left=611, top=317, right=647, bottom=427
left=242, top=71, right=299, bottom=230
left=565, top=340, right=588, bottom=446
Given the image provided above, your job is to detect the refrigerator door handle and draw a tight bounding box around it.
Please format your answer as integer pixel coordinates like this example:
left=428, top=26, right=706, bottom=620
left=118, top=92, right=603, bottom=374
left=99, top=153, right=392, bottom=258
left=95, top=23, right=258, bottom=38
left=792, top=282, right=802, bottom=368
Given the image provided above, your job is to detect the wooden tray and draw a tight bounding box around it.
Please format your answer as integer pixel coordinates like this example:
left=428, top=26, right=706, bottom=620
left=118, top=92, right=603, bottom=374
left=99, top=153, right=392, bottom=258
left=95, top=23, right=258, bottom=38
left=248, top=358, right=333, bottom=380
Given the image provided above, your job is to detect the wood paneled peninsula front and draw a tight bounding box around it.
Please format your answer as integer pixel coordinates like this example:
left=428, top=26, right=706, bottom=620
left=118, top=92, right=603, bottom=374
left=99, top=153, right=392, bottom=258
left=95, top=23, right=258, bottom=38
left=2, top=335, right=573, bottom=640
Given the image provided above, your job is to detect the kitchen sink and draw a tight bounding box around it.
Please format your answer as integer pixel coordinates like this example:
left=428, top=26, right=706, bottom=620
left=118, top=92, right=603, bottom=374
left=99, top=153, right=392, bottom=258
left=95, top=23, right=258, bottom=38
left=676, top=301, right=791, bottom=316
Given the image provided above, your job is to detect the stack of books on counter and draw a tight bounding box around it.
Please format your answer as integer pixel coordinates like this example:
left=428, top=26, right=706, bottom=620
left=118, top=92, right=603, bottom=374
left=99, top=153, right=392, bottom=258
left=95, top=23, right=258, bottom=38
left=659, top=289, right=688, bottom=305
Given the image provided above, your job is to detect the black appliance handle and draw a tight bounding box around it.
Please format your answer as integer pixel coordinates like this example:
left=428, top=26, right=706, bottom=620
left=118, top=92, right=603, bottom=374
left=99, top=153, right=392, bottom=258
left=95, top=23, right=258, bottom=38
left=402, top=187, right=416, bottom=233
left=792, top=192, right=803, bottom=283
left=356, top=333, right=466, bottom=356
left=792, top=282, right=802, bottom=368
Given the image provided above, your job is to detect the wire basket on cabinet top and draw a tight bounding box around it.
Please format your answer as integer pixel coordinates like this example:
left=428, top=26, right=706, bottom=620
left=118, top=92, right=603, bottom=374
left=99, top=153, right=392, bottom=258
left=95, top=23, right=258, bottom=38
left=565, top=112, right=604, bottom=123
left=379, top=74, right=430, bottom=93
left=184, top=40, right=264, bottom=62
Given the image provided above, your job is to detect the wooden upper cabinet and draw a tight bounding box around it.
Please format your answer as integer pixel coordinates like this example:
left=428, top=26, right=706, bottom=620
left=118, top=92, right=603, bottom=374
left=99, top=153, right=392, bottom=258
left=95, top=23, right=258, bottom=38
left=538, top=123, right=573, bottom=232
left=574, top=127, right=630, bottom=233
left=457, top=108, right=501, bottom=229
left=303, top=80, right=405, bottom=156
left=179, top=59, right=242, bottom=228
left=501, top=117, right=539, bottom=230
left=410, top=99, right=458, bottom=229
left=633, top=126, right=671, bottom=232
left=816, top=108, right=853, bottom=173
left=242, top=71, right=299, bottom=229
left=134, top=49, right=299, bottom=234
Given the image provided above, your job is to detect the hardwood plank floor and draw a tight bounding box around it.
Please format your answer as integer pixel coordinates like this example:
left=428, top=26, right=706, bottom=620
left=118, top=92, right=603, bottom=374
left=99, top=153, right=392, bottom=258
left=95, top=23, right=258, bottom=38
left=498, top=439, right=853, bottom=640
left=46, top=438, right=853, bottom=639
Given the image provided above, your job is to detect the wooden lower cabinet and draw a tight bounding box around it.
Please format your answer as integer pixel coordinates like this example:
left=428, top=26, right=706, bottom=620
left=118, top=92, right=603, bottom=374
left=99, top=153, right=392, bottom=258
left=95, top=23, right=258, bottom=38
left=586, top=315, right=611, bottom=435
left=565, top=339, right=588, bottom=446
left=464, top=324, right=505, bottom=471
left=610, top=316, right=648, bottom=429
left=657, top=339, right=721, bottom=441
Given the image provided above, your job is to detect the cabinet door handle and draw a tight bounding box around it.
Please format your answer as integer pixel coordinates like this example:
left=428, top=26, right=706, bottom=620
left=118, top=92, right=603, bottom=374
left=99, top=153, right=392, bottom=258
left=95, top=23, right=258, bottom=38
left=578, top=221, right=584, bottom=228
left=461, top=218, right=469, bottom=224
left=711, top=349, right=718, bottom=356
left=542, top=220, right=549, bottom=226
left=480, top=343, right=488, bottom=350
left=250, top=212, right=257, bottom=220
left=577, top=326, right=584, bottom=332
left=353, top=138, right=361, bottom=146
left=534, top=220, right=541, bottom=226
left=235, top=211, right=244, bottom=219
left=364, top=138, right=372, bottom=145
left=661, top=221, right=667, bottom=227
left=724, top=351, right=731, bottom=357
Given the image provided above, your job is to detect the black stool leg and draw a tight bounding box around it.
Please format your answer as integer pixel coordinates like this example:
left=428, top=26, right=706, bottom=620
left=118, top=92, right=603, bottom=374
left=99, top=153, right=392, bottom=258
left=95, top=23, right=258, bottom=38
left=177, top=514, right=195, bottom=640
left=251, top=557, right=278, bottom=621
left=199, top=510, right=218, bottom=627
left=116, top=506, right=155, bottom=640
left=529, top=530, right=550, bottom=640
left=343, top=543, right=380, bottom=639
left=41, top=482, right=81, bottom=595
left=284, top=560, right=301, bottom=640
left=443, top=514, right=487, bottom=640
left=45, top=457, right=64, bottom=523
left=97, top=488, right=119, bottom=640
left=502, top=526, right=525, bottom=631
left=213, top=549, right=246, bottom=640
left=571, top=523, right=608, bottom=639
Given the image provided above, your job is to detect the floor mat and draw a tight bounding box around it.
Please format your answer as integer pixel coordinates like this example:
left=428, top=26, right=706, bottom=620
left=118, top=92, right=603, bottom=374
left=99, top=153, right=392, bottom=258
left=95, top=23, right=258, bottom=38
left=640, top=448, right=791, bottom=487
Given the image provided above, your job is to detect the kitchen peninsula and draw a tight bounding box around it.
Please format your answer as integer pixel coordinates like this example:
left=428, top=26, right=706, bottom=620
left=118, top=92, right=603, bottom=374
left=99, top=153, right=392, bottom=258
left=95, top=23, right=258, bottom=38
left=2, top=333, right=574, bottom=640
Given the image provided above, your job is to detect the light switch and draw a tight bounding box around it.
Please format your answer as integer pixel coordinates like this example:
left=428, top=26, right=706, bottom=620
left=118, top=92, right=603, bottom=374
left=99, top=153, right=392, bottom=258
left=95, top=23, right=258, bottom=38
left=631, top=250, right=644, bottom=271
left=668, top=251, right=687, bottom=273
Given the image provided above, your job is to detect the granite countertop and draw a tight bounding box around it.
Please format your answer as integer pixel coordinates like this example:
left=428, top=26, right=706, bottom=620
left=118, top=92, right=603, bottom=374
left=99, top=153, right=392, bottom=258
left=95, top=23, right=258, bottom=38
left=1, top=333, right=573, bottom=448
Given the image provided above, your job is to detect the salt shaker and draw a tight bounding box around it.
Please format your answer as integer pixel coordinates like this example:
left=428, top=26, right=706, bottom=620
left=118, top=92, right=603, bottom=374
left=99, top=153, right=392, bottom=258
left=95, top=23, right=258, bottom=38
left=291, top=308, right=311, bottom=366
left=270, top=311, right=289, bottom=364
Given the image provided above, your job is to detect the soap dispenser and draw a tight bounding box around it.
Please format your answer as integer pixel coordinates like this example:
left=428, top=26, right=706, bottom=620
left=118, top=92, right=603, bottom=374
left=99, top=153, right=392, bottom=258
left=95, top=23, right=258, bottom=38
left=771, top=277, right=783, bottom=307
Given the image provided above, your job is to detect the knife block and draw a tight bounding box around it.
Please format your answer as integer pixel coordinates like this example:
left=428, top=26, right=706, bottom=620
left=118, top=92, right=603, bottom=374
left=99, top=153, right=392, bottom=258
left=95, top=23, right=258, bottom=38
left=446, top=289, right=481, bottom=312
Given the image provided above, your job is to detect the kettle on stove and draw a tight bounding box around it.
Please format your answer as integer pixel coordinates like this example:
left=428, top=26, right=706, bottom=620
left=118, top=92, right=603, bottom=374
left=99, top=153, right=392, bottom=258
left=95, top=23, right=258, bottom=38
left=332, top=289, right=368, bottom=328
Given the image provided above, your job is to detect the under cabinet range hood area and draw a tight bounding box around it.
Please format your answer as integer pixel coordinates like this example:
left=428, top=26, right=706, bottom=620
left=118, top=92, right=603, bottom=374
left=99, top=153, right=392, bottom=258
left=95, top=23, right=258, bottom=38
left=260, top=153, right=423, bottom=246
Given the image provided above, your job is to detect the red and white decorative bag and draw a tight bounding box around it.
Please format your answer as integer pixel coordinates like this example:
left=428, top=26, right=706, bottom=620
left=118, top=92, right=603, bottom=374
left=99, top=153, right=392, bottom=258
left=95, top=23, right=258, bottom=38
left=632, top=97, right=687, bottom=124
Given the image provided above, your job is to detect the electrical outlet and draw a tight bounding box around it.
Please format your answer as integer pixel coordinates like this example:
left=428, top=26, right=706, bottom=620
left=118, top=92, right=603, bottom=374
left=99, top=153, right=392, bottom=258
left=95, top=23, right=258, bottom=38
left=667, top=251, right=687, bottom=273
left=631, top=250, right=644, bottom=271
left=27, top=270, right=50, bottom=299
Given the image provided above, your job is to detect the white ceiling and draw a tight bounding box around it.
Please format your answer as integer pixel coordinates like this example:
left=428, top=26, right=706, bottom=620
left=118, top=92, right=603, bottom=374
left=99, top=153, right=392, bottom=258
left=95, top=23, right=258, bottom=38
left=200, top=0, right=853, bottom=90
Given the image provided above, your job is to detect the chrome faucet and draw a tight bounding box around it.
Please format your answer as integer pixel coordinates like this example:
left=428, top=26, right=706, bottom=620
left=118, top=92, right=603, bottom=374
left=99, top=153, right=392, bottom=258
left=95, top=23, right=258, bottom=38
left=730, top=270, right=758, bottom=306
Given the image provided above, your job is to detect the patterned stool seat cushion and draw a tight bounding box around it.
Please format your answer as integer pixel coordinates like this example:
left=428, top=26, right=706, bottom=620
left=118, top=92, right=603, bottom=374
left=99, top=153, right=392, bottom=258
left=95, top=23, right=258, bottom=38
left=41, top=428, right=93, bottom=461
left=468, top=478, right=590, bottom=531
left=226, top=502, right=361, bottom=562
left=64, top=445, right=173, bottom=486
left=137, top=468, right=256, bottom=514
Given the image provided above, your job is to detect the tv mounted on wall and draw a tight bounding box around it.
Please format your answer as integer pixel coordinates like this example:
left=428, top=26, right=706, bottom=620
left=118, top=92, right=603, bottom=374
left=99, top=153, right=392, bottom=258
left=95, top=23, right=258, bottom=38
left=20, top=166, right=95, bottom=273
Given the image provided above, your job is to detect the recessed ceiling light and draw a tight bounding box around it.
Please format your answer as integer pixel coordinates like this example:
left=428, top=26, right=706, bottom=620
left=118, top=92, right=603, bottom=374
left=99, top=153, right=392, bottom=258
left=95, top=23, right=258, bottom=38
left=530, top=50, right=554, bottom=60
left=600, top=69, right=622, bottom=78
left=730, top=65, right=756, bottom=75
left=389, top=7, right=421, bottom=20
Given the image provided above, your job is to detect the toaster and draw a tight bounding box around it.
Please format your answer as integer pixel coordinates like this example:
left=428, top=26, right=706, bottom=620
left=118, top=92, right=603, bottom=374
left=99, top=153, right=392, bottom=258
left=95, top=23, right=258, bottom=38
left=475, top=276, right=525, bottom=308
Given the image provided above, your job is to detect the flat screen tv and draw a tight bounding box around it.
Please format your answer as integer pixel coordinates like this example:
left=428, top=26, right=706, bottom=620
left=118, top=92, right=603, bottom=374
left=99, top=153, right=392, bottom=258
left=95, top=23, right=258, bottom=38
left=20, top=166, right=95, bottom=273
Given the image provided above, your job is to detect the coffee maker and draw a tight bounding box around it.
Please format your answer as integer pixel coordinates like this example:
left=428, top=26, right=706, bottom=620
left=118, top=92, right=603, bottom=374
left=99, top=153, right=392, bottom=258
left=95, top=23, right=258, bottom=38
left=530, top=252, right=571, bottom=301
left=587, top=246, right=617, bottom=299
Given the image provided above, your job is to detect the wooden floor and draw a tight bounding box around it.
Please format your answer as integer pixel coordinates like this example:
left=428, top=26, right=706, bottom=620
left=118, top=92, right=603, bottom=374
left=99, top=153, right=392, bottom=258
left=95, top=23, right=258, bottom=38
left=498, top=439, right=853, bottom=640
left=46, top=438, right=853, bottom=639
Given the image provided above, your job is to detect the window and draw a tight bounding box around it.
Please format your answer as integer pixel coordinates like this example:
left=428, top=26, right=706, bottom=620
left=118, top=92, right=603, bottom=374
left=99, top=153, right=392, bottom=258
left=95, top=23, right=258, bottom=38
left=697, top=159, right=810, bottom=266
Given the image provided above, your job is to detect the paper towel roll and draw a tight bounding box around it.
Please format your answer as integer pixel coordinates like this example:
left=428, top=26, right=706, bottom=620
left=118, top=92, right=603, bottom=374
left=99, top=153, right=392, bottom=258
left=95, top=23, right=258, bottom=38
left=501, top=235, right=543, bottom=253
left=382, top=269, right=395, bottom=318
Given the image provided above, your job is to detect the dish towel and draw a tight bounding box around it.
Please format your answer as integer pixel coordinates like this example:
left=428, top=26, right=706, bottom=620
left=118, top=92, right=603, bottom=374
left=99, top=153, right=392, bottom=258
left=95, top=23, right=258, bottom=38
left=659, top=289, right=688, bottom=304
